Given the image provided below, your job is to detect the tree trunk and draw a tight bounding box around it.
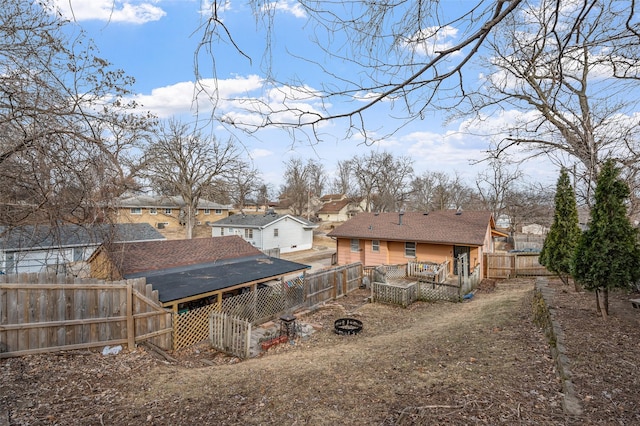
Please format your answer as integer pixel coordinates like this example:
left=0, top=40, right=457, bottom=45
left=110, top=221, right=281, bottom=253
left=603, top=288, right=609, bottom=316
left=596, top=288, right=608, bottom=320
left=559, top=274, right=569, bottom=286
left=572, top=278, right=582, bottom=292
left=595, top=289, right=601, bottom=315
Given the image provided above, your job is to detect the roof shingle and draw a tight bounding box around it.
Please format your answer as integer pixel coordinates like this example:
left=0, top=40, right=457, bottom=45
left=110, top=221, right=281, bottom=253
left=104, top=235, right=262, bottom=276
left=327, top=210, right=494, bottom=246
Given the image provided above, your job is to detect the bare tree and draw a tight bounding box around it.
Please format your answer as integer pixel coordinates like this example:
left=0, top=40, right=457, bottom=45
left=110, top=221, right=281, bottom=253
left=408, top=171, right=473, bottom=211
left=475, top=159, right=523, bottom=220
left=469, top=0, right=640, bottom=208
left=196, top=0, right=526, bottom=140
left=280, top=158, right=326, bottom=217
left=144, top=119, right=240, bottom=239
left=329, top=160, right=353, bottom=196
left=226, top=160, right=261, bottom=211
left=350, top=151, right=414, bottom=212
left=0, top=0, right=154, bottom=227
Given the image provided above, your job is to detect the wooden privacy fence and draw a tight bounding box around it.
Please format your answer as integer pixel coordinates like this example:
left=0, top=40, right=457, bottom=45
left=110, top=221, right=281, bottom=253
left=209, top=313, right=251, bottom=359
left=484, top=253, right=552, bottom=279
left=0, top=273, right=172, bottom=358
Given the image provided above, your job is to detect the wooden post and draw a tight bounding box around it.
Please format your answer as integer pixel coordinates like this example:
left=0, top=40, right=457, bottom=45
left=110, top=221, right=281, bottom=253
left=126, top=282, right=135, bottom=350
left=342, top=267, right=348, bottom=295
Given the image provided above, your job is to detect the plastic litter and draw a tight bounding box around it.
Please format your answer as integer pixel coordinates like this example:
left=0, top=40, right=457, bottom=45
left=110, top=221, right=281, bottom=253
left=101, top=345, right=122, bottom=356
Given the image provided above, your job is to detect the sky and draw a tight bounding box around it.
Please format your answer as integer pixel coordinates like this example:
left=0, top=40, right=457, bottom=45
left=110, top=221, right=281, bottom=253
left=50, top=0, right=561, bottom=191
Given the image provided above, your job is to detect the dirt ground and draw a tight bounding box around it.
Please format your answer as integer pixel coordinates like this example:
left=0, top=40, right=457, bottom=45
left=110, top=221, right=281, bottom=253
left=1, top=278, right=639, bottom=425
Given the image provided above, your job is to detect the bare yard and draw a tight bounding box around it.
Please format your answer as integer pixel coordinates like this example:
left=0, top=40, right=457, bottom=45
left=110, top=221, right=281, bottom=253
left=1, top=278, right=639, bottom=425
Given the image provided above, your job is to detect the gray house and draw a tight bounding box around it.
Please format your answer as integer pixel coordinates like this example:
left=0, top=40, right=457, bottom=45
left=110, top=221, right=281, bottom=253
left=210, top=212, right=317, bottom=253
left=0, top=223, right=165, bottom=276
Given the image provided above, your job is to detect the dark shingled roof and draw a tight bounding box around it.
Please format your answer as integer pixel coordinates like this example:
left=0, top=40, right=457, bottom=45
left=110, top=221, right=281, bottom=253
left=211, top=213, right=316, bottom=228
left=126, top=255, right=310, bottom=303
left=327, top=210, right=494, bottom=246
left=103, top=235, right=262, bottom=276
left=0, top=223, right=165, bottom=251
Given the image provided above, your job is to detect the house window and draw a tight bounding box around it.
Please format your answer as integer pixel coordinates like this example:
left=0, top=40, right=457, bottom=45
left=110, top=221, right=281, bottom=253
left=372, top=240, right=380, bottom=252
left=350, top=239, right=360, bottom=252
left=149, top=208, right=157, bottom=215
left=245, top=228, right=253, bottom=239
left=164, top=208, right=172, bottom=215
left=220, top=227, right=224, bottom=236
left=73, top=248, right=85, bottom=262
left=215, top=209, right=222, bottom=215
left=204, top=209, right=211, bottom=215
left=274, top=228, right=279, bottom=237
left=405, top=242, right=416, bottom=257
left=130, top=207, right=142, bottom=215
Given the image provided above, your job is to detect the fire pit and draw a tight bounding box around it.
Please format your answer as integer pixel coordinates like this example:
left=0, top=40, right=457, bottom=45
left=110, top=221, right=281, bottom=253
left=334, top=318, right=363, bottom=335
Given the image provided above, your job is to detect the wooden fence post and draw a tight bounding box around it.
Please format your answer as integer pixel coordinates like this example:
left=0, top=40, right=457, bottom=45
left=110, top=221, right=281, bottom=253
left=126, top=282, right=135, bottom=350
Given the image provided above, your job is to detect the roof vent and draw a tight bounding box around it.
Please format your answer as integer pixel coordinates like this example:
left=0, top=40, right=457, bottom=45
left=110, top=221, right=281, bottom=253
left=455, top=207, right=463, bottom=215
left=423, top=211, right=429, bottom=215
left=398, top=211, right=404, bottom=225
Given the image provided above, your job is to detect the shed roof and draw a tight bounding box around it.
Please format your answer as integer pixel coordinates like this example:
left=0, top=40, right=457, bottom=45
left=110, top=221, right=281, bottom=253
left=0, top=223, right=165, bottom=251
left=327, top=210, right=494, bottom=246
left=101, top=235, right=261, bottom=276
left=126, top=255, right=310, bottom=303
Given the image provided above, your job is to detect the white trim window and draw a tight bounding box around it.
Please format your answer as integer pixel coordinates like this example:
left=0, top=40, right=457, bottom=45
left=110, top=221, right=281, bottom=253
left=164, top=208, right=172, bottom=215
left=130, top=207, right=142, bottom=215
left=149, top=208, right=157, bottom=215
left=274, top=228, right=279, bottom=237
left=245, top=228, right=253, bottom=239
left=350, top=239, right=360, bottom=252
left=220, top=227, right=224, bottom=236
left=215, top=209, right=222, bottom=215
left=204, top=209, right=211, bottom=215
left=372, top=240, right=380, bottom=252
left=405, top=242, right=416, bottom=257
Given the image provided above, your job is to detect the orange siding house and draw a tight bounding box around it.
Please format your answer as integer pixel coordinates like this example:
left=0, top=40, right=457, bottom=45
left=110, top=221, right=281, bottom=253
left=328, top=210, right=505, bottom=277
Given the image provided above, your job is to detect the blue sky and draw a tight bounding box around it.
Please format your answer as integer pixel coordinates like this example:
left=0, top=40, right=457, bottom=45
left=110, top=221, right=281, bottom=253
left=52, top=0, right=560, bottom=190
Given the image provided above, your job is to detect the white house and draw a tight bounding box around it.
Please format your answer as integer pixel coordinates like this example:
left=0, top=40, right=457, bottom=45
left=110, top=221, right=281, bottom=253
left=209, top=212, right=318, bottom=253
left=0, top=223, right=165, bottom=276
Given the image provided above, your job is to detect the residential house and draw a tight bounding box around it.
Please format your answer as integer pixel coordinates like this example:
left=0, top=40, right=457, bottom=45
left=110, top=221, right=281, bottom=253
left=114, top=195, right=232, bottom=239
left=327, top=210, right=505, bottom=277
left=210, top=212, right=318, bottom=253
left=0, top=223, right=165, bottom=276
left=316, top=195, right=368, bottom=222
left=88, top=236, right=310, bottom=313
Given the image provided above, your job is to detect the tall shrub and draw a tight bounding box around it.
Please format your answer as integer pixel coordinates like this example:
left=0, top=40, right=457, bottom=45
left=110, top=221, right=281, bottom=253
left=539, top=169, right=581, bottom=288
left=573, top=160, right=640, bottom=318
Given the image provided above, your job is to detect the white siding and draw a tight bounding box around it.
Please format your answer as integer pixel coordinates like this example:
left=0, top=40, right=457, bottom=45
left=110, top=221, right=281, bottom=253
left=262, top=218, right=313, bottom=253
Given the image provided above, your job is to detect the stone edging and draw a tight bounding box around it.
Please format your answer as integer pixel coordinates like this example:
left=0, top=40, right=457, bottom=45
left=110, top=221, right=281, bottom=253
left=534, top=277, right=583, bottom=417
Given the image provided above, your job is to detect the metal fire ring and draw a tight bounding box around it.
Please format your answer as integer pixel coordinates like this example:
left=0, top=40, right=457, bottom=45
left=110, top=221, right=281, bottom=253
left=334, top=318, right=363, bottom=335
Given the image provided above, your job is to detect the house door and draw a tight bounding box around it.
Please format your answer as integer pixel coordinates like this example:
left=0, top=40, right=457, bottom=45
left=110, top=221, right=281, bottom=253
left=453, top=246, right=470, bottom=275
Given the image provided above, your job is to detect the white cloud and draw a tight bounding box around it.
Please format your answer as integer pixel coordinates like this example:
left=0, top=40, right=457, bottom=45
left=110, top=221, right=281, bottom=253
left=250, top=148, right=273, bottom=159
left=52, top=0, right=166, bottom=24
left=402, top=25, right=461, bottom=57
left=262, top=0, right=307, bottom=19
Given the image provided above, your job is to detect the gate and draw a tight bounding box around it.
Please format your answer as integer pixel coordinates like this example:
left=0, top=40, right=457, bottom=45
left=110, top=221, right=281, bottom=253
left=209, top=312, right=252, bottom=359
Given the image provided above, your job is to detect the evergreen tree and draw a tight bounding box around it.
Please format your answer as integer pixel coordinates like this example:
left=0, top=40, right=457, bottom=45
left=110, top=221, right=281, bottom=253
left=539, top=169, right=581, bottom=288
left=573, top=160, right=640, bottom=318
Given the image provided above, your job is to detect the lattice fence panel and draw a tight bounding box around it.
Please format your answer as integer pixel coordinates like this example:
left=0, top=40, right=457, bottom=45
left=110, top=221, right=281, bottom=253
left=371, top=282, right=417, bottom=308
left=284, top=277, right=304, bottom=310
left=383, top=264, right=407, bottom=280
left=417, top=281, right=460, bottom=302
left=254, top=286, right=286, bottom=325
left=174, top=304, right=217, bottom=351
left=220, top=291, right=257, bottom=322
